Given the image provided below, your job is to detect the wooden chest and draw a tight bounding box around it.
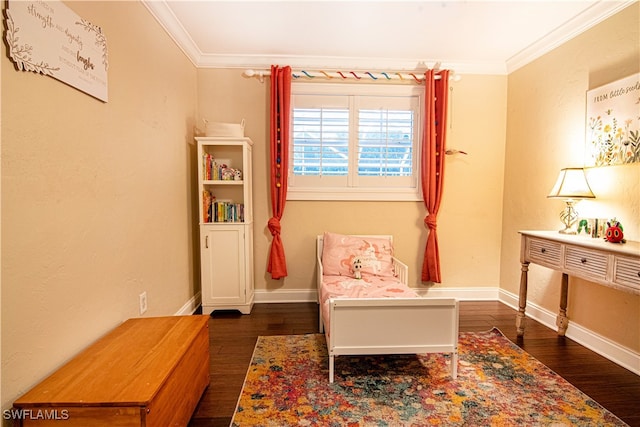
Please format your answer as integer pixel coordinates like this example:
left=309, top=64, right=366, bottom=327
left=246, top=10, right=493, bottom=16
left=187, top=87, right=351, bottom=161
left=12, top=315, right=210, bottom=426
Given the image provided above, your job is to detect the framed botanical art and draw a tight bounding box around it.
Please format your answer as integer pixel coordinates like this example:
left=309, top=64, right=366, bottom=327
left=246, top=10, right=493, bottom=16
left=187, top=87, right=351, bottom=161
left=585, top=72, right=639, bottom=166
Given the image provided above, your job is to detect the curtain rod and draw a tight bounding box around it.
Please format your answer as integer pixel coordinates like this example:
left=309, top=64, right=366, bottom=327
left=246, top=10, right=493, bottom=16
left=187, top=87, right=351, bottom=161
left=243, top=68, right=460, bottom=84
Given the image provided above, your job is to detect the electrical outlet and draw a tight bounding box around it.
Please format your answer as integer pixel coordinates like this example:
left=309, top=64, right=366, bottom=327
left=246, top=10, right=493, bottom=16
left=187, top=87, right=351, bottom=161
left=139, top=291, right=148, bottom=315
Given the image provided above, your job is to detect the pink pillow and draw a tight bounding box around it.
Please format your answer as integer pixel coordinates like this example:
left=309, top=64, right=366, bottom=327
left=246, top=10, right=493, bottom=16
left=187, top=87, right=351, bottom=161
left=321, top=232, right=395, bottom=277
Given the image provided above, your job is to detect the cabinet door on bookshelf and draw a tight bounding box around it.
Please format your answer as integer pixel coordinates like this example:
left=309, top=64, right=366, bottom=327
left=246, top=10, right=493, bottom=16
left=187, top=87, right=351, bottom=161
left=200, top=227, right=245, bottom=306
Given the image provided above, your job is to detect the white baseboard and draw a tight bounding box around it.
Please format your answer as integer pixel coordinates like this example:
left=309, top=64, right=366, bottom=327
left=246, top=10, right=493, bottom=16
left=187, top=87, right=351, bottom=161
left=175, top=292, right=201, bottom=315
left=413, top=286, right=500, bottom=300
left=499, top=289, right=640, bottom=376
left=254, top=288, right=318, bottom=303
left=253, top=286, right=639, bottom=375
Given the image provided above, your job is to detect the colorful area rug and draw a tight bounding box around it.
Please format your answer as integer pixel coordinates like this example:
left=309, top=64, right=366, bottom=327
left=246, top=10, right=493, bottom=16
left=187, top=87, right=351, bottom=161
left=231, top=328, right=628, bottom=426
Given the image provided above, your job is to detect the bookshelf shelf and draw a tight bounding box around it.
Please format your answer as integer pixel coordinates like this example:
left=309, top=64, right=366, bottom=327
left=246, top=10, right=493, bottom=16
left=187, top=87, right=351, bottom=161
left=196, top=137, right=254, bottom=314
left=203, top=180, right=244, bottom=185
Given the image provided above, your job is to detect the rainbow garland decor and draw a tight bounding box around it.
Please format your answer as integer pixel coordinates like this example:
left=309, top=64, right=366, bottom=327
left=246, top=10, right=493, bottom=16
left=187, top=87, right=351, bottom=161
left=243, top=68, right=458, bottom=84
left=292, top=70, right=425, bottom=82
left=232, top=329, right=628, bottom=426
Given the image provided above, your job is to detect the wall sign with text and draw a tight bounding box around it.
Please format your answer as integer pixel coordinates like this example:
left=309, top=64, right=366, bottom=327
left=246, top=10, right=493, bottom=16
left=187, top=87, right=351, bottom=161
left=4, top=0, right=109, bottom=102
left=585, top=73, right=639, bottom=167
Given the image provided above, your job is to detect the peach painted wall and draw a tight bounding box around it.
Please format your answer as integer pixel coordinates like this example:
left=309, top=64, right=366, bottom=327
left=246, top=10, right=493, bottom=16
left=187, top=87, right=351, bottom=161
left=197, top=70, right=508, bottom=293
left=1, top=1, right=197, bottom=413
left=500, top=3, right=639, bottom=352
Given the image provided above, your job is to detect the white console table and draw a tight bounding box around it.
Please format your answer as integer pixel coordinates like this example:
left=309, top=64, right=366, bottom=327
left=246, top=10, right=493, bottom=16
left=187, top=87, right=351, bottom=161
left=517, top=230, right=640, bottom=336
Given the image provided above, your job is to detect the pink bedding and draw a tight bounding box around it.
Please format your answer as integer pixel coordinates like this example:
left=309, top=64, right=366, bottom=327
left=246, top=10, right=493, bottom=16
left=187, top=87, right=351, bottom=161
left=321, top=232, right=396, bottom=278
left=320, top=275, right=419, bottom=335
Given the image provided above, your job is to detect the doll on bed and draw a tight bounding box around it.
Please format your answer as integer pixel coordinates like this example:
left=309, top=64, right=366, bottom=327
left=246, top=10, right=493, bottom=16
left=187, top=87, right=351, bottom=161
left=352, top=256, right=363, bottom=279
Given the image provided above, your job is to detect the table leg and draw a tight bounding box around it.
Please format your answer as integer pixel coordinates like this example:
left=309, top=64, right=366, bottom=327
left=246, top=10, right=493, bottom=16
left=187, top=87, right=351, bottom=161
left=516, top=261, right=529, bottom=336
left=556, top=273, right=569, bottom=336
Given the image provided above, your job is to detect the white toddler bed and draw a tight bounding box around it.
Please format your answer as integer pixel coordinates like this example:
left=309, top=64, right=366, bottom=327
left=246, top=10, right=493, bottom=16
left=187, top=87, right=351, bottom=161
left=317, top=232, right=459, bottom=383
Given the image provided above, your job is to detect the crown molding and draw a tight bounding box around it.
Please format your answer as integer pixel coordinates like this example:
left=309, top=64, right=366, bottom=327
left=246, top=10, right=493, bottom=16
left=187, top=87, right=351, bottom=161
left=141, top=0, right=202, bottom=66
left=506, top=0, right=637, bottom=73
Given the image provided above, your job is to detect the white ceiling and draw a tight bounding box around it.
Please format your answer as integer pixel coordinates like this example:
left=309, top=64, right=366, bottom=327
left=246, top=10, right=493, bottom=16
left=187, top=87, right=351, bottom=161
left=143, top=0, right=636, bottom=75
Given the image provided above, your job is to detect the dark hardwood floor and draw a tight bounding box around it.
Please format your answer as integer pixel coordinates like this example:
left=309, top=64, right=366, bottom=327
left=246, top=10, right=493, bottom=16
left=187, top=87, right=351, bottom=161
left=188, top=301, right=640, bottom=427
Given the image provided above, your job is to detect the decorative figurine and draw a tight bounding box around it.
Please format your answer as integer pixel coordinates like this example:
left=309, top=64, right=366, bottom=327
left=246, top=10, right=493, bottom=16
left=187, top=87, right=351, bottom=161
left=577, top=219, right=591, bottom=235
left=352, top=257, right=363, bottom=280
left=221, top=166, right=234, bottom=180
left=605, top=218, right=625, bottom=243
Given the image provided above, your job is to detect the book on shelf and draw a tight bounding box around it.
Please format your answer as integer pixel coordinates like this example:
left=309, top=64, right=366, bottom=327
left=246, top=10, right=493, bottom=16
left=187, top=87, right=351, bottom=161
left=202, top=190, right=244, bottom=223
left=203, top=153, right=217, bottom=180
left=203, top=190, right=213, bottom=223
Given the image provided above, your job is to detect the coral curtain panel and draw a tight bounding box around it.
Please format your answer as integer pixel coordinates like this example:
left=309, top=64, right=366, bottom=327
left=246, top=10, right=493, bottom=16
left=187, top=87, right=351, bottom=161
left=421, top=69, right=450, bottom=283
left=267, top=65, right=292, bottom=279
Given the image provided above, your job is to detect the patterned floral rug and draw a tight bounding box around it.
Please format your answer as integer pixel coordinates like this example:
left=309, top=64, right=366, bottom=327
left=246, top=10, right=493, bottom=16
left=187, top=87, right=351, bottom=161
left=231, top=328, right=627, bottom=426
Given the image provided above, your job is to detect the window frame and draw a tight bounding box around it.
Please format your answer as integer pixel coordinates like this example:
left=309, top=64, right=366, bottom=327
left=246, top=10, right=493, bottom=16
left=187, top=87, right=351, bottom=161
left=287, top=82, right=423, bottom=201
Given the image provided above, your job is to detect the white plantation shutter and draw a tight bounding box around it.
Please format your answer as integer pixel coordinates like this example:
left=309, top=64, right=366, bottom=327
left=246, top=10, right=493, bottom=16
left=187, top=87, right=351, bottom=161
left=292, top=107, right=349, bottom=177
left=289, top=84, right=422, bottom=201
left=358, top=109, right=413, bottom=177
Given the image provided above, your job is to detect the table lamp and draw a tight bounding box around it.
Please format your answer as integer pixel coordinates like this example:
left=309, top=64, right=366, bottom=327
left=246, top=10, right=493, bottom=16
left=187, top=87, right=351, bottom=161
left=547, top=167, right=595, bottom=234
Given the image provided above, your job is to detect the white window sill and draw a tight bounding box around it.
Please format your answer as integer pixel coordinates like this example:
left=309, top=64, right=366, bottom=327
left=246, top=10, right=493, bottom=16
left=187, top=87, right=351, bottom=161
left=286, top=187, right=422, bottom=201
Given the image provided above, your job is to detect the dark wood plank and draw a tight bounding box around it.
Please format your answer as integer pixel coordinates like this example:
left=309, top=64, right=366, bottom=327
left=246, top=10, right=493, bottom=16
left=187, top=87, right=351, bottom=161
left=189, top=301, right=640, bottom=427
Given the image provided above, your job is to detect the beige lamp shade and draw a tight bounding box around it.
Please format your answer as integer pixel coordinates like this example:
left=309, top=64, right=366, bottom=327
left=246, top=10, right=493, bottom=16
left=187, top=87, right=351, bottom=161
left=548, top=168, right=595, bottom=200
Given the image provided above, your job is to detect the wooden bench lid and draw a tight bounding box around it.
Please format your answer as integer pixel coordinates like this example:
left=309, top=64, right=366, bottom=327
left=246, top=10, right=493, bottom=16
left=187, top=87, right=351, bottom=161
left=14, top=315, right=209, bottom=407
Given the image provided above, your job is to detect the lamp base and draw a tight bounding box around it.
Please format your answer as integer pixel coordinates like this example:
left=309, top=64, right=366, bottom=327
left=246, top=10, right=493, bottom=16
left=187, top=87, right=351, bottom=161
left=559, top=228, right=577, bottom=235
left=558, top=200, right=579, bottom=235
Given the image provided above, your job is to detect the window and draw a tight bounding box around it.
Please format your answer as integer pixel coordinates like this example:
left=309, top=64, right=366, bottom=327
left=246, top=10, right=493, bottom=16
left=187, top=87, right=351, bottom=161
left=288, top=83, right=423, bottom=201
